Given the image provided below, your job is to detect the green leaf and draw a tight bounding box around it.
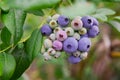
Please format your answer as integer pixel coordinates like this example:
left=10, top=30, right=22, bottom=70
left=92, top=14, right=107, bottom=21
left=4, top=0, right=60, bottom=10
left=114, top=16, right=120, bottom=21
left=14, top=9, right=26, bottom=44
left=108, top=20, right=120, bottom=38
left=1, top=10, right=15, bottom=35
left=96, top=8, right=115, bottom=15
left=58, top=2, right=96, bottom=19
left=1, top=27, right=11, bottom=45
left=0, top=53, right=16, bottom=80
left=25, top=29, right=43, bottom=62
left=27, top=10, right=44, bottom=16
left=2, top=9, right=26, bottom=44
left=10, top=47, right=30, bottom=80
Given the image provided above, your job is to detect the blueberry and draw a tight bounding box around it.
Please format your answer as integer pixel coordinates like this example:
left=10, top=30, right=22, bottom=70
left=93, top=17, right=99, bottom=26
left=63, top=37, right=78, bottom=53
left=81, top=16, right=94, bottom=29
left=57, top=15, right=69, bottom=27
left=44, top=39, right=53, bottom=49
left=47, top=48, right=56, bottom=55
left=52, top=14, right=60, bottom=21
left=72, top=51, right=81, bottom=57
left=54, top=27, right=62, bottom=34
left=49, top=19, right=58, bottom=28
left=56, top=30, right=67, bottom=41
left=80, top=52, right=88, bottom=60
left=73, top=33, right=81, bottom=40
left=79, top=28, right=87, bottom=35
left=68, top=56, right=81, bottom=64
left=65, top=27, right=74, bottom=36
left=53, top=40, right=63, bottom=50
left=88, top=25, right=99, bottom=38
left=40, top=24, right=52, bottom=36
left=78, top=37, right=91, bottom=52
left=71, top=18, right=83, bottom=30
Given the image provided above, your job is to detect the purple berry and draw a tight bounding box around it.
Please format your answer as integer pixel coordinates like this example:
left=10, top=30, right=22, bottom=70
left=78, top=37, right=91, bottom=52
left=81, top=16, right=94, bottom=29
left=56, top=30, right=67, bottom=41
left=93, top=17, right=99, bottom=26
left=88, top=25, right=99, bottom=38
left=68, top=56, right=81, bottom=64
left=40, top=24, right=52, bottom=36
left=57, top=15, right=69, bottom=27
left=63, top=37, right=78, bottom=53
left=53, top=40, right=63, bottom=50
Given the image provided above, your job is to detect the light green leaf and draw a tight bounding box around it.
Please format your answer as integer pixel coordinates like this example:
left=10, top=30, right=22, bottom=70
left=114, top=16, right=120, bottom=21
left=1, top=27, right=11, bottom=45
left=4, top=0, right=60, bottom=10
left=10, top=47, right=30, bottom=80
left=58, top=2, right=96, bottom=19
left=0, top=53, right=16, bottom=80
left=92, top=14, right=107, bottom=21
left=96, top=8, right=115, bottom=15
left=25, top=29, right=43, bottom=62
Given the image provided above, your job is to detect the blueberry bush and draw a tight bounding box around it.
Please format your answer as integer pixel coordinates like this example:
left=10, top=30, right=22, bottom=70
left=0, top=0, right=120, bottom=80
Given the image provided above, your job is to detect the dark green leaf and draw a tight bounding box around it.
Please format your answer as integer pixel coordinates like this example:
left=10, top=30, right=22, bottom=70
left=2, top=9, right=26, bottom=44
left=4, top=0, right=60, bottom=10
left=25, top=29, right=43, bottom=62
left=28, top=10, right=44, bottom=16
left=10, top=47, right=30, bottom=80
left=0, top=53, right=16, bottom=80
left=58, top=2, right=96, bottom=19
left=14, top=9, right=26, bottom=44
left=1, top=27, right=11, bottom=45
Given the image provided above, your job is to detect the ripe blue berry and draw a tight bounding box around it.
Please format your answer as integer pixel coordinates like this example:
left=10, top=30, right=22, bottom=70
left=68, top=56, right=81, bottom=64
left=81, top=16, right=94, bottom=29
left=88, top=25, right=99, bottom=38
left=63, top=37, right=78, bottom=53
left=40, top=24, right=52, bottom=36
left=93, top=17, right=99, bottom=26
left=57, top=15, right=69, bottom=27
left=78, top=37, right=91, bottom=52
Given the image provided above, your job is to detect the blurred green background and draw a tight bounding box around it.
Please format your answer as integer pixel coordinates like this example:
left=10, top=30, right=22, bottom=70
left=1, top=0, right=120, bottom=80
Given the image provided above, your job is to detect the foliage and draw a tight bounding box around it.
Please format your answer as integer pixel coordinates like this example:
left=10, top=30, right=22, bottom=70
left=0, top=0, right=120, bottom=80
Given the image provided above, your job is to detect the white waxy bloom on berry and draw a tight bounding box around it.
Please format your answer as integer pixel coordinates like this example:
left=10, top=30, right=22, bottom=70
left=80, top=52, right=88, bottom=60
left=47, top=48, right=56, bottom=55
left=53, top=27, right=62, bottom=34
left=41, top=45, right=46, bottom=54
left=72, top=51, right=81, bottom=57
left=65, top=27, right=74, bottom=36
left=44, top=39, right=52, bottom=49
left=54, top=51, right=61, bottom=58
left=49, top=33, right=56, bottom=41
left=43, top=52, right=51, bottom=61
left=47, top=16, right=52, bottom=23
left=79, top=28, right=87, bottom=35
left=73, top=33, right=80, bottom=40
left=49, top=19, right=58, bottom=29
left=52, top=14, right=60, bottom=21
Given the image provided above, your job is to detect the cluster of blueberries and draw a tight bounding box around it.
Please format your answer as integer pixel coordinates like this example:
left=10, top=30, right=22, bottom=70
left=40, top=14, right=99, bottom=64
